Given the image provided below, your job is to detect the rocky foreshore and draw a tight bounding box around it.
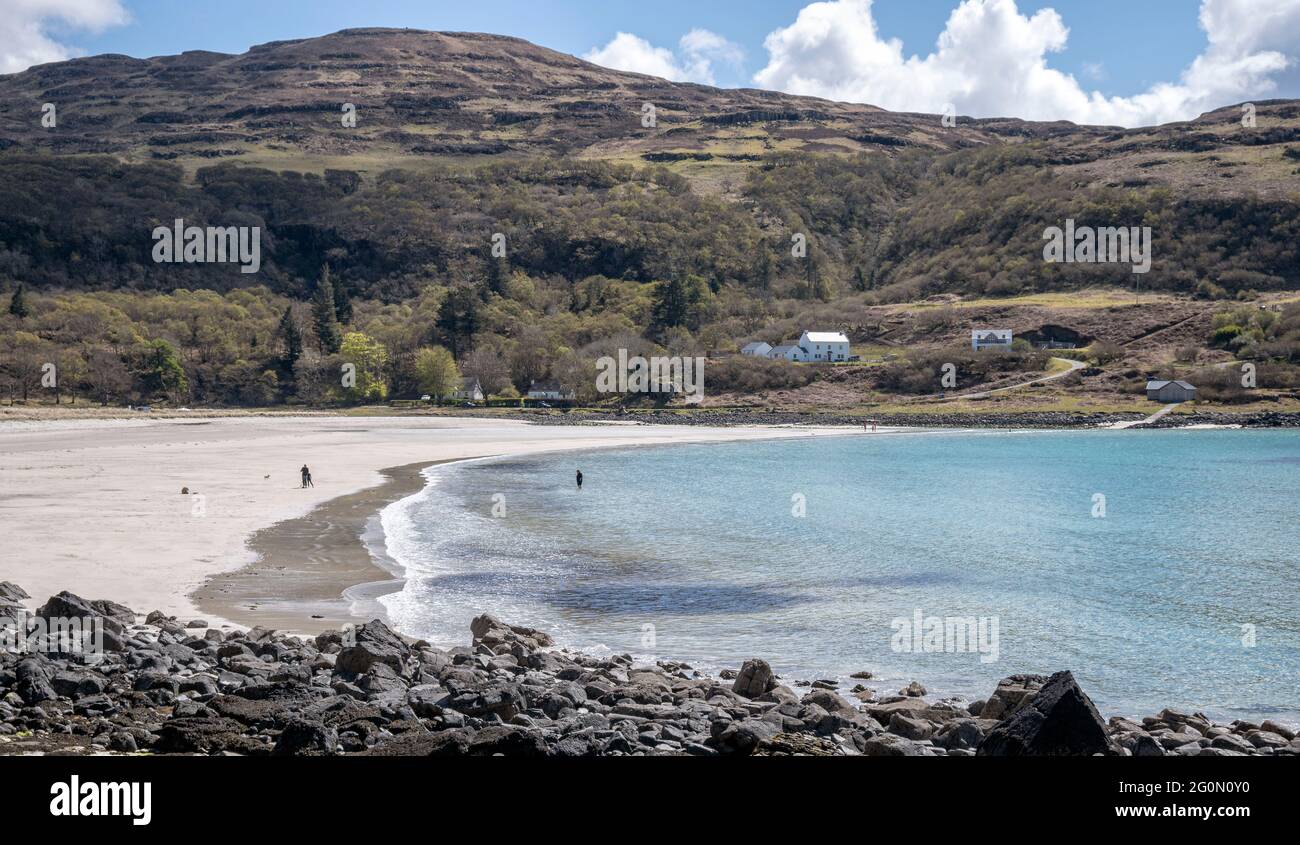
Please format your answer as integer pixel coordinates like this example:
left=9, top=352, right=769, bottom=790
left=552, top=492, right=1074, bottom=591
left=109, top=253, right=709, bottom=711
left=2, top=583, right=1295, bottom=757
left=511, top=408, right=1300, bottom=430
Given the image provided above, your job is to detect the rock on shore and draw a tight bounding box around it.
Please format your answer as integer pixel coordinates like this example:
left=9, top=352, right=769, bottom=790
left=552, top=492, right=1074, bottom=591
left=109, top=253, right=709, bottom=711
left=1, top=589, right=1295, bottom=757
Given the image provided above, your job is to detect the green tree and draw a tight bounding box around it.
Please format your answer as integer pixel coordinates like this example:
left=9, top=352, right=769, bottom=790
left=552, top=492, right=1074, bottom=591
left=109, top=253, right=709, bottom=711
left=139, top=339, right=188, bottom=401
left=485, top=251, right=509, bottom=297
left=332, top=273, right=353, bottom=324
left=312, top=266, right=342, bottom=354
left=414, top=346, right=461, bottom=401
left=435, top=287, right=480, bottom=358
left=277, top=306, right=303, bottom=370
left=8, top=284, right=30, bottom=320
left=650, top=274, right=711, bottom=338
left=804, top=256, right=832, bottom=302
left=340, top=331, right=389, bottom=401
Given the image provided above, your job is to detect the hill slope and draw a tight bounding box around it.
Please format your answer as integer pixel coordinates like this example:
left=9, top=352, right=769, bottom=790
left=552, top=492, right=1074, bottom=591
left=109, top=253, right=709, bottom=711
left=0, top=28, right=1010, bottom=172
left=0, top=29, right=1298, bottom=412
left=1, top=28, right=1297, bottom=198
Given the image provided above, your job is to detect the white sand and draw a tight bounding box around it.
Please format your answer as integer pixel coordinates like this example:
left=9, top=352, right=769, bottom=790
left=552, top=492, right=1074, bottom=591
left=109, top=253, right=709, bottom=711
left=0, top=416, right=863, bottom=627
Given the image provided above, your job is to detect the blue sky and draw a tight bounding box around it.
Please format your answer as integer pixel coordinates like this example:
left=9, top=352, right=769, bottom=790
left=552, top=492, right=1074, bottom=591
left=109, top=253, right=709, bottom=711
left=10, top=0, right=1300, bottom=126
left=65, top=0, right=1203, bottom=96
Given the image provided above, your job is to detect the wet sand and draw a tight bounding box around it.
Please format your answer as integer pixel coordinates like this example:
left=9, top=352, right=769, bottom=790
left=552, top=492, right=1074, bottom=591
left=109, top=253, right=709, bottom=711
left=192, top=460, right=459, bottom=633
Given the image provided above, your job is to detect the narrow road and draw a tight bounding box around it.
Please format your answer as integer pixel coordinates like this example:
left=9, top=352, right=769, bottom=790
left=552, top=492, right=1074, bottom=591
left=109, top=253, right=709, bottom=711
left=948, top=357, right=1087, bottom=401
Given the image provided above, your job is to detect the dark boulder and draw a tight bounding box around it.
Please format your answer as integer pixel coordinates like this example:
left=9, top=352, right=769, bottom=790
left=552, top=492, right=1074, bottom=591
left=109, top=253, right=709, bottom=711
left=447, top=682, right=525, bottom=721
left=273, top=719, right=338, bottom=756
left=34, top=591, right=128, bottom=652
left=154, top=716, right=259, bottom=754
left=469, top=614, right=554, bottom=656
left=468, top=725, right=548, bottom=756
left=0, top=582, right=30, bottom=603
left=979, top=674, right=1047, bottom=720
left=335, top=620, right=410, bottom=675
left=16, top=658, right=57, bottom=705
left=712, top=718, right=782, bottom=755
left=977, top=671, right=1115, bottom=756
left=731, top=659, right=777, bottom=699
left=360, top=729, right=472, bottom=756
left=50, top=670, right=107, bottom=698
left=37, top=592, right=125, bottom=634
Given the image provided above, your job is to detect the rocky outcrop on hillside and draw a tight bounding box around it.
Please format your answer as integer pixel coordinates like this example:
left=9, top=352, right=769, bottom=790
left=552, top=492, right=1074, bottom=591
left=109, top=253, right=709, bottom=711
left=1, top=588, right=1295, bottom=757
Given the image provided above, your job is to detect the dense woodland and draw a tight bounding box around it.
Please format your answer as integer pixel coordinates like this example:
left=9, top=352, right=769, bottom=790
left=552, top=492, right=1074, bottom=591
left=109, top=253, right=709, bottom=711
left=2, top=143, right=1300, bottom=406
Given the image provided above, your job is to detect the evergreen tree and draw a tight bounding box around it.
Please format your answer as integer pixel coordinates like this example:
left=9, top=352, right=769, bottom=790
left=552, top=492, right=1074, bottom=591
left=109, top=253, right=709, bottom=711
left=805, top=256, right=832, bottom=302
left=8, top=284, right=30, bottom=320
left=650, top=274, right=711, bottom=338
left=277, top=306, right=303, bottom=370
left=312, top=267, right=342, bottom=354
left=332, top=271, right=353, bottom=324
left=485, top=251, right=508, bottom=297
left=435, top=286, right=481, bottom=359
left=140, top=339, right=188, bottom=400
left=852, top=265, right=868, bottom=292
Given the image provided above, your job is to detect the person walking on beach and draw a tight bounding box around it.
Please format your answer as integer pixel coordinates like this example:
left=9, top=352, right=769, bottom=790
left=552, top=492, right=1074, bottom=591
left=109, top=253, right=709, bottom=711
left=575, top=469, right=583, bottom=490
left=301, top=464, right=313, bottom=488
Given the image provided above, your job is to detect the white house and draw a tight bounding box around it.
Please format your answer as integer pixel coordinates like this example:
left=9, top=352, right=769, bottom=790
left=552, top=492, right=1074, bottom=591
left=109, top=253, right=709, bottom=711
left=450, top=377, right=484, bottom=402
left=527, top=379, right=575, bottom=401
left=741, top=341, right=773, bottom=357
left=972, top=329, right=1013, bottom=351
left=798, top=331, right=850, bottom=362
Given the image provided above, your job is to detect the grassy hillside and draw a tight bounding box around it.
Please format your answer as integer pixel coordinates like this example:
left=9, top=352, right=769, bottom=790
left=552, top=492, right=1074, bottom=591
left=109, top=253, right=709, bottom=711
left=2, top=29, right=1299, bottom=413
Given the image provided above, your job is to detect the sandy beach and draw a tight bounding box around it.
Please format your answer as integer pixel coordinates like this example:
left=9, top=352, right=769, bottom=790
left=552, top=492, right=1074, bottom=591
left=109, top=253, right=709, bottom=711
left=0, top=415, right=860, bottom=633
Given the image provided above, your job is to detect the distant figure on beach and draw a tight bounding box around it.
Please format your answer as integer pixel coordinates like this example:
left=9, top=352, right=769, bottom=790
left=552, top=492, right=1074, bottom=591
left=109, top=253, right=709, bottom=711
left=301, top=465, right=313, bottom=488
left=575, top=470, right=583, bottom=490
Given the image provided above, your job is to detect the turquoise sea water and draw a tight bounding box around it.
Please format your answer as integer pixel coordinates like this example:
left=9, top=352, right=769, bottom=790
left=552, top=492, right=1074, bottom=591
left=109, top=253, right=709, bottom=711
left=378, top=429, right=1300, bottom=722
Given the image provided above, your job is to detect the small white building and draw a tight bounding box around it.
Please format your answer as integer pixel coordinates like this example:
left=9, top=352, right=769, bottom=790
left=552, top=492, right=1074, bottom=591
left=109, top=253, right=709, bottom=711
left=450, top=377, right=484, bottom=402
left=798, top=331, right=850, bottom=362
left=768, top=343, right=802, bottom=361
left=972, top=329, right=1013, bottom=351
left=527, top=379, right=574, bottom=401
left=741, top=341, right=773, bottom=358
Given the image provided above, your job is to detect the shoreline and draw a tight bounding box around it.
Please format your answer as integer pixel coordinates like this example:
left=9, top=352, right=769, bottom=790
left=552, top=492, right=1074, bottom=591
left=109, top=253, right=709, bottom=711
left=220, top=432, right=1300, bottom=731
left=0, top=415, right=870, bottom=630
left=4, top=405, right=1300, bottom=431
left=192, top=460, right=456, bottom=634
left=3, top=419, right=1297, bottom=755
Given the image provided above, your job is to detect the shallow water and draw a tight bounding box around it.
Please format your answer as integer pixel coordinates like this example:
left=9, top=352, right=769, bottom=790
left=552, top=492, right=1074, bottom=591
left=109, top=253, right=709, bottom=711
left=377, top=429, right=1300, bottom=722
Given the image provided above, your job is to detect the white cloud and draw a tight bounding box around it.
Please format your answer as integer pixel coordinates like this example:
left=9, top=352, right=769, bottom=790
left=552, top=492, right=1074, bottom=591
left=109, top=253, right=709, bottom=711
left=0, top=0, right=130, bottom=74
left=585, top=28, right=743, bottom=85
left=752, top=0, right=1300, bottom=127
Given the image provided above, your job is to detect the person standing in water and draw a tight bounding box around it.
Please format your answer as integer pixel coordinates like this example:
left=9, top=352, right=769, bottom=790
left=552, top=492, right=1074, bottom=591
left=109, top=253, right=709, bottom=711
left=301, top=464, right=313, bottom=488
left=575, top=469, right=583, bottom=490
